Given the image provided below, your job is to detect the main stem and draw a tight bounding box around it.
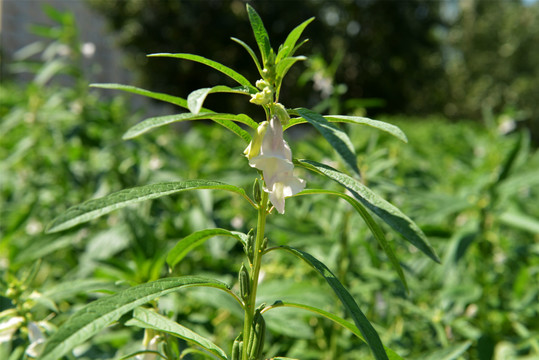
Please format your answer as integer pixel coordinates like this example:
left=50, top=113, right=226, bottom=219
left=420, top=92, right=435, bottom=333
left=242, top=189, right=269, bottom=360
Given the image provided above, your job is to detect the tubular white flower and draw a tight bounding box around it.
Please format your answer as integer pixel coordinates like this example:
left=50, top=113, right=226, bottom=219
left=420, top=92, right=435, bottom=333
left=247, top=116, right=306, bottom=213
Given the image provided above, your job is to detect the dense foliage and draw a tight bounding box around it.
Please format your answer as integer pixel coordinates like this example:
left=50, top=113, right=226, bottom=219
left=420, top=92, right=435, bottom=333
left=1, top=4, right=538, bottom=360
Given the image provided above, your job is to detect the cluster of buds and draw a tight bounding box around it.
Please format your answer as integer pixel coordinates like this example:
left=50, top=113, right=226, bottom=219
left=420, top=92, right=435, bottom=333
left=250, top=79, right=273, bottom=106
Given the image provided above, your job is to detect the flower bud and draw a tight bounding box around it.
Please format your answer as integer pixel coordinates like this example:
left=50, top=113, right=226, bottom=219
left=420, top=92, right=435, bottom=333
left=249, top=87, right=272, bottom=105
left=271, top=103, right=290, bottom=125
left=243, top=121, right=268, bottom=160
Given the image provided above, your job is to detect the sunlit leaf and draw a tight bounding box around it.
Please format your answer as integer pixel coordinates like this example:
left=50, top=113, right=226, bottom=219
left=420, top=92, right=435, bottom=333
left=126, top=307, right=227, bottom=360
left=167, top=228, right=248, bottom=269
left=46, top=180, right=254, bottom=233
left=246, top=4, right=272, bottom=65
left=295, top=159, right=440, bottom=263
left=295, top=108, right=360, bottom=176
left=37, top=277, right=230, bottom=360
left=276, top=17, right=314, bottom=62
left=90, top=83, right=189, bottom=109
left=187, top=85, right=253, bottom=115
left=284, top=115, right=408, bottom=143
left=274, top=246, right=388, bottom=360
left=231, top=37, right=262, bottom=74
left=148, top=53, right=256, bottom=91
left=123, top=112, right=256, bottom=142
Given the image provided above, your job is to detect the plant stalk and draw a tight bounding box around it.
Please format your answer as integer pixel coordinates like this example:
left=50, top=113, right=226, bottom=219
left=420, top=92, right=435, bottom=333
left=242, top=189, right=269, bottom=360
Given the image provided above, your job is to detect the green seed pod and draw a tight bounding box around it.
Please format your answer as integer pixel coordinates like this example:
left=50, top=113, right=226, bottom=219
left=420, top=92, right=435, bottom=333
left=260, top=237, right=268, bottom=252
left=253, top=178, right=262, bottom=204
left=247, top=307, right=266, bottom=360
left=239, top=263, right=250, bottom=301
left=244, top=229, right=255, bottom=265
left=231, top=333, right=243, bottom=360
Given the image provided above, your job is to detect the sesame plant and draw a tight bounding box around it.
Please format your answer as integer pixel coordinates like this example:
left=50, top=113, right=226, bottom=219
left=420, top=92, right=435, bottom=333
left=38, top=5, right=439, bottom=360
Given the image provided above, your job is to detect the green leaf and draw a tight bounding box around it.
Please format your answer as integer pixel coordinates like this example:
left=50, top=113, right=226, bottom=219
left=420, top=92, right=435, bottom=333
left=231, top=37, right=262, bottom=74
left=295, top=159, right=440, bottom=263
left=126, top=307, right=227, bottom=360
left=266, top=301, right=405, bottom=360
left=295, top=108, right=360, bottom=176
left=323, top=115, right=408, bottom=143
left=46, top=180, right=254, bottom=233
left=90, top=83, right=189, bottom=109
left=148, top=53, right=256, bottom=91
left=123, top=112, right=256, bottom=142
left=275, top=246, right=389, bottom=360
left=37, top=277, right=230, bottom=360
left=276, top=17, right=314, bottom=62
left=167, top=228, right=248, bottom=269
left=275, top=56, right=307, bottom=87
left=294, top=189, right=408, bottom=291
left=187, top=85, right=253, bottom=115
left=284, top=115, right=408, bottom=143
left=246, top=4, right=272, bottom=65
left=418, top=341, right=472, bottom=360
left=498, top=210, right=539, bottom=234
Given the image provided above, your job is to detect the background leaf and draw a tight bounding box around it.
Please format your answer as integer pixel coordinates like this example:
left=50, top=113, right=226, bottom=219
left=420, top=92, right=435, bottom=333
left=46, top=180, right=254, bottom=233
left=295, top=159, right=440, bottom=263
left=37, top=277, right=230, bottom=360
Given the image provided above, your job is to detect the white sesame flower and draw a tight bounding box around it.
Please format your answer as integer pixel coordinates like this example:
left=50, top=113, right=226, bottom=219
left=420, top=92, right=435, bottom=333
left=246, top=116, right=306, bottom=213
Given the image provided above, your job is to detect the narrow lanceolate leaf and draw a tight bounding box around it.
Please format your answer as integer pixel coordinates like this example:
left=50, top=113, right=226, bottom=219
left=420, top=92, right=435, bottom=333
left=90, top=83, right=189, bottom=109
left=167, top=229, right=248, bottom=269
left=126, top=307, right=227, bottom=360
left=295, top=159, right=440, bottom=263
left=231, top=37, right=262, bottom=74
left=276, top=246, right=389, bottom=360
left=275, top=56, right=307, bottom=85
left=148, top=53, right=256, bottom=91
left=284, top=115, right=408, bottom=143
left=266, top=302, right=405, bottom=360
left=246, top=4, right=272, bottom=65
left=294, top=189, right=408, bottom=291
left=46, top=181, right=254, bottom=233
left=187, top=85, right=253, bottom=115
left=37, top=277, right=230, bottom=360
left=295, top=108, right=360, bottom=177
left=325, top=116, right=407, bottom=143
left=276, top=17, right=314, bottom=62
left=123, top=112, right=256, bottom=142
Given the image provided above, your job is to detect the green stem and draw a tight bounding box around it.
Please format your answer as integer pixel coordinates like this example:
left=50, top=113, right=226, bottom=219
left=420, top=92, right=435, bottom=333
left=242, top=189, right=269, bottom=360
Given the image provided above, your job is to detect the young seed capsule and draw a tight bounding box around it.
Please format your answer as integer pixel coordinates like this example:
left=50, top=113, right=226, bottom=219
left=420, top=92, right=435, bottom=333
left=231, top=333, right=243, bottom=360
left=243, top=229, right=255, bottom=265
left=253, top=178, right=262, bottom=204
left=247, top=308, right=266, bottom=360
left=239, top=263, right=250, bottom=301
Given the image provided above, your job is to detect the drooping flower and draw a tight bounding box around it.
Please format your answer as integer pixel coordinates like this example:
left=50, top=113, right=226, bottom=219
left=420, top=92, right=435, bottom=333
left=246, top=116, right=306, bottom=213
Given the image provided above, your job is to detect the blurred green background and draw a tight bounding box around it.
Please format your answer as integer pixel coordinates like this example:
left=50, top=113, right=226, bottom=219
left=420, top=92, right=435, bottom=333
left=1, top=1, right=538, bottom=359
